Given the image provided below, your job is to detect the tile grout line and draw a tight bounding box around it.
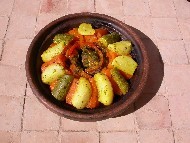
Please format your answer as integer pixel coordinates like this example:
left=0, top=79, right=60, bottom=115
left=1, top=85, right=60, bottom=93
left=147, top=0, right=159, bottom=46
left=21, top=82, right=27, bottom=131
left=0, top=17, right=10, bottom=61
left=171, top=0, right=190, bottom=64
left=57, top=116, right=62, bottom=143
left=67, top=0, right=70, bottom=14
left=165, top=96, right=176, bottom=143
left=94, top=0, right=96, bottom=13
left=34, top=0, right=42, bottom=37
left=0, top=0, right=16, bottom=61
left=99, top=131, right=101, bottom=143
left=133, top=103, right=141, bottom=143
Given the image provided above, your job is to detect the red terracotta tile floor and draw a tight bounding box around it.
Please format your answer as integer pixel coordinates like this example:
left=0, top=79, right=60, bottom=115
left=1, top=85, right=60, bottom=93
left=0, top=0, right=190, bottom=142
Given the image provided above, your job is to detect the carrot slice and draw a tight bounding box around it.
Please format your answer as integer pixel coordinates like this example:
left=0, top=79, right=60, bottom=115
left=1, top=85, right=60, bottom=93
left=41, top=54, right=66, bottom=72
left=66, top=78, right=78, bottom=105
left=84, top=35, right=98, bottom=43
left=68, top=28, right=85, bottom=47
left=95, top=28, right=108, bottom=38
left=49, top=80, right=58, bottom=91
left=102, top=68, right=122, bottom=95
left=86, top=78, right=99, bottom=109
left=107, top=51, right=119, bottom=69
left=65, top=42, right=80, bottom=58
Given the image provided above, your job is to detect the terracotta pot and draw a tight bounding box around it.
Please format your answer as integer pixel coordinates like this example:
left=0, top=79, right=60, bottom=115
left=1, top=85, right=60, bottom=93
left=25, top=12, right=149, bottom=121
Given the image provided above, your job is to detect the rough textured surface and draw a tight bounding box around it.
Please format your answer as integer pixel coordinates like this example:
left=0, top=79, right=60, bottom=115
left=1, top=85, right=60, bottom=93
left=0, top=0, right=190, bottom=142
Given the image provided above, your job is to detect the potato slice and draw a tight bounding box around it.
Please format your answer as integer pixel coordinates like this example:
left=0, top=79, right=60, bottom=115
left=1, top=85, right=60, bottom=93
left=41, top=42, right=64, bottom=62
left=71, top=77, right=92, bottom=109
left=94, top=73, right=114, bottom=105
left=41, top=63, right=65, bottom=84
left=78, top=23, right=95, bottom=35
left=112, top=56, right=138, bottom=78
left=108, top=41, right=132, bottom=55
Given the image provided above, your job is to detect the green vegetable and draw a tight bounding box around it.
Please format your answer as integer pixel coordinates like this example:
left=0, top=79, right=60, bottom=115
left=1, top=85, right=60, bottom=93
left=108, top=41, right=132, bottom=55
left=98, top=32, right=121, bottom=47
left=94, top=73, right=114, bottom=105
left=82, top=47, right=99, bottom=68
left=41, top=63, right=65, bottom=84
left=51, top=75, right=74, bottom=101
left=112, top=56, right=138, bottom=77
left=41, top=42, right=64, bottom=62
left=53, top=33, right=74, bottom=44
left=71, top=77, right=92, bottom=109
left=110, top=68, right=129, bottom=95
left=78, top=23, right=95, bottom=35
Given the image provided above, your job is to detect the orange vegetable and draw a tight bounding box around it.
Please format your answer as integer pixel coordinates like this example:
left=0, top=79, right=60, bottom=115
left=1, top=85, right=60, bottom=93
left=119, top=70, right=133, bottom=79
left=95, top=28, right=108, bottom=38
left=49, top=80, right=58, bottom=91
left=102, top=68, right=122, bottom=95
left=106, top=51, right=119, bottom=69
left=41, top=54, right=66, bottom=72
left=68, top=28, right=85, bottom=47
left=86, top=78, right=99, bottom=109
left=66, top=78, right=78, bottom=105
left=65, top=42, right=80, bottom=58
left=84, top=35, right=98, bottom=43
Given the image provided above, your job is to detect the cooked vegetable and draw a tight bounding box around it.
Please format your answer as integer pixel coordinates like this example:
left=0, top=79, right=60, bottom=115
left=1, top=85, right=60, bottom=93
left=41, top=42, right=65, bottom=62
left=66, top=78, right=78, bottom=105
left=94, top=73, right=114, bottom=105
left=112, top=56, right=138, bottom=78
left=86, top=78, right=99, bottom=109
left=41, top=63, right=65, bottom=84
left=106, top=51, right=119, bottom=69
left=108, top=41, right=132, bottom=55
left=101, top=68, right=122, bottom=95
left=78, top=23, right=95, bottom=35
left=110, top=68, right=129, bottom=95
left=51, top=75, right=74, bottom=101
left=40, top=23, right=138, bottom=109
left=53, top=33, right=74, bottom=44
left=50, top=80, right=58, bottom=91
left=82, top=47, right=100, bottom=68
left=98, top=32, right=121, bottom=47
left=71, top=77, right=92, bottom=109
left=95, top=28, right=108, bottom=38
left=41, top=54, right=66, bottom=72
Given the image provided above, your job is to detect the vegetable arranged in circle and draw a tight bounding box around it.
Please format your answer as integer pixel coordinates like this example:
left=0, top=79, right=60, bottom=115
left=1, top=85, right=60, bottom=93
left=41, top=23, right=138, bottom=109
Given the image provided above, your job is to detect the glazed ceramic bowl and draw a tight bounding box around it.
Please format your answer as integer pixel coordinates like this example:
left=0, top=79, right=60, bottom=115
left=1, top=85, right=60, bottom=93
left=25, top=12, right=149, bottom=121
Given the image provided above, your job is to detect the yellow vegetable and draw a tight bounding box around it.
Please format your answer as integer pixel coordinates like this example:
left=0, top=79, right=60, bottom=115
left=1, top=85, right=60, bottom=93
left=41, top=63, right=65, bottom=84
left=71, top=77, right=92, bottom=109
left=112, top=56, right=138, bottom=77
left=78, top=23, right=95, bottom=35
left=41, top=42, right=64, bottom=62
left=108, top=41, right=132, bottom=55
left=94, top=73, right=114, bottom=105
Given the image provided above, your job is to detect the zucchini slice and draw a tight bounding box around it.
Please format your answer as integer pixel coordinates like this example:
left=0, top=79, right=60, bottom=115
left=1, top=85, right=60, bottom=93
left=51, top=75, right=74, bottom=101
left=98, top=32, right=121, bottom=47
left=110, top=68, right=129, bottom=95
left=53, top=33, right=74, bottom=44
